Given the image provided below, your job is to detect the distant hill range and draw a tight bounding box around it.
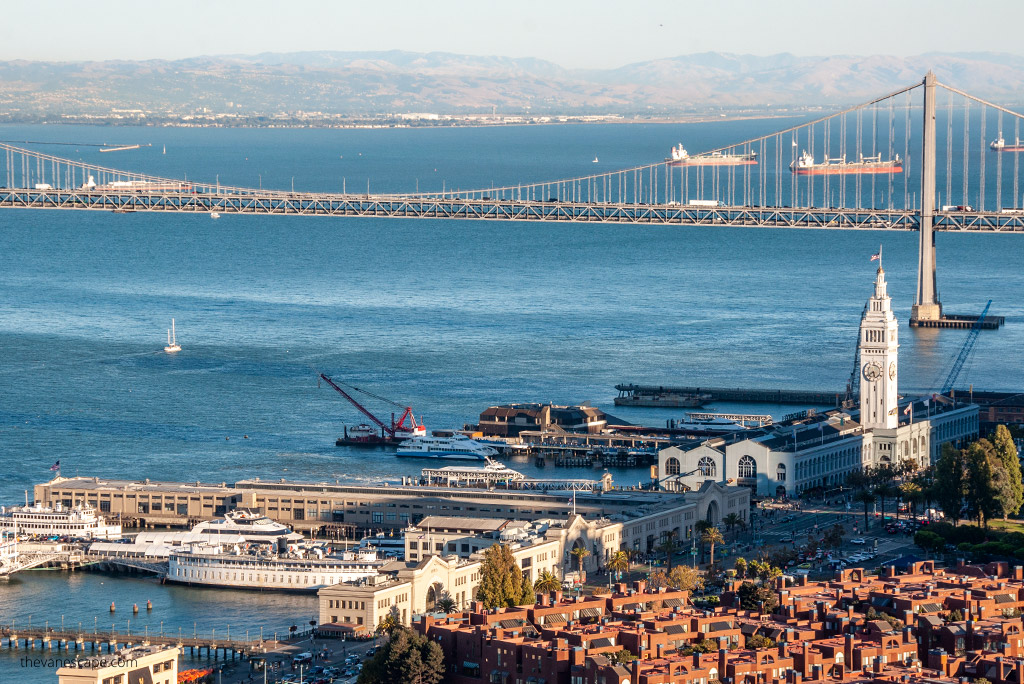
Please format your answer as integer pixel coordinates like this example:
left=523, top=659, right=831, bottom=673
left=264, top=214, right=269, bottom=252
left=2, top=50, right=1024, bottom=118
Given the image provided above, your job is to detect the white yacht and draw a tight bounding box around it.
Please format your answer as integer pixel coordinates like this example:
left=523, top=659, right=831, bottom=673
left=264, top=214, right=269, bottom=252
left=191, top=510, right=302, bottom=546
left=396, top=434, right=499, bottom=461
left=1, top=502, right=122, bottom=540
left=166, top=543, right=387, bottom=592
left=164, top=318, right=181, bottom=353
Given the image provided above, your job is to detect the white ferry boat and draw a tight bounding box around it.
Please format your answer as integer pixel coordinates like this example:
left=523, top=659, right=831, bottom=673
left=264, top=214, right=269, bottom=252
left=396, top=434, right=499, bottom=461
left=1, top=502, right=122, bottom=540
left=166, top=544, right=387, bottom=591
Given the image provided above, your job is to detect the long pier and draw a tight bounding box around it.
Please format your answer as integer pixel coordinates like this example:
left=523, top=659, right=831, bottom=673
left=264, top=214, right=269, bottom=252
left=0, top=625, right=271, bottom=659
left=614, top=383, right=844, bottom=407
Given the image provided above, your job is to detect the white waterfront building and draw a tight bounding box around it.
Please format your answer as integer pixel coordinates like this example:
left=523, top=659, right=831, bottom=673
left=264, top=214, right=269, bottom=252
left=658, top=265, right=979, bottom=497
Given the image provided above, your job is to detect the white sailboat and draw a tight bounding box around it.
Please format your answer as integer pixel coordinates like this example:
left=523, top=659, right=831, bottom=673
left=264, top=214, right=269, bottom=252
left=164, top=318, right=181, bottom=353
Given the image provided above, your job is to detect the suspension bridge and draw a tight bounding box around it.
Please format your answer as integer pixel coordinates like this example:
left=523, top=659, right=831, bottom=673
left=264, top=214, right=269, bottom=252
left=1, top=72, right=1022, bottom=326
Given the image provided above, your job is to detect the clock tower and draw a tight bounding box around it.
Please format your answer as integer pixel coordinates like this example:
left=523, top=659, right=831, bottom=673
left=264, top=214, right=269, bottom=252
left=859, top=262, right=899, bottom=430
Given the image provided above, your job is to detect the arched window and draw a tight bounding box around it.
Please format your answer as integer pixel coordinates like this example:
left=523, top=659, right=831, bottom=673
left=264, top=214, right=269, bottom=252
left=666, top=457, right=680, bottom=476
left=738, top=455, right=757, bottom=478
left=776, top=463, right=787, bottom=482
left=697, top=456, right=716, bottom=478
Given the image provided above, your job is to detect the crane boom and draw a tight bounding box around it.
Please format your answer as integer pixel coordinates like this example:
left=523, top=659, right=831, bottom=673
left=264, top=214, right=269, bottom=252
left=319, top=373, right=389, bottom=433
left=318, top=373, right=424, bottom=438
left=941, top=300, right=991, bottom=394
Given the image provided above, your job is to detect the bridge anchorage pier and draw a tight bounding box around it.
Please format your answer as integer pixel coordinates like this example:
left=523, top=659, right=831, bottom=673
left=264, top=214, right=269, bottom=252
left=910, top=71, right=1003, bottom=330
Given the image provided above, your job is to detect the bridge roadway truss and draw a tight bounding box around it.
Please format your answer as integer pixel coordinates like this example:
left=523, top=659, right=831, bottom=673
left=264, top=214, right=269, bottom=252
left=3, top=188, right=1024, bottom=231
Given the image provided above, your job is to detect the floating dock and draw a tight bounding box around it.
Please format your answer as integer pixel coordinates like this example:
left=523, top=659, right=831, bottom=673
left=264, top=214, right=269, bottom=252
left=909, top=313, right=1004, bottom=329
left=615, top=383, right=844, bottom=407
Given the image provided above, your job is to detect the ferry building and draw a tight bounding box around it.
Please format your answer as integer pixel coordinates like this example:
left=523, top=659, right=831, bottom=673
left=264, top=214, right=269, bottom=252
left=658, top=265, right=979, bottom=497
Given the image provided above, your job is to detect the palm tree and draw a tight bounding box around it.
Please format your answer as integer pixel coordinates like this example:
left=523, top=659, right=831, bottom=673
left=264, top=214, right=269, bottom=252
left=570, top=546, right=591, bottom=581
left=376, top=608, right=399, bottom=635
left=656, top=531, right=680, bottom=572
left=607, top=551, right=630, bottom=580
left=874, top=482, right=898, bottom=524
left=723, top=513, right=746, bottom=540
left=435, top=593, right=457, bottom=614
left=853, top=489, right=876, bottom=531
left=533, top=570, right=561, bottom=594
left=701, top=527, right=724, bottom=567
left=900, top=481, right=924, bottom=519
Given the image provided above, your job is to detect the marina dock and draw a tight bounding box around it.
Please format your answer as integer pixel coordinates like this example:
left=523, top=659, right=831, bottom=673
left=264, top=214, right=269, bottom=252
left=615, top=383, right=845, bottom=407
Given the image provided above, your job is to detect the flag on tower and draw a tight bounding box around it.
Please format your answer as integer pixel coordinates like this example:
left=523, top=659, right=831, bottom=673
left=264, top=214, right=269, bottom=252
left=870, top=253, right=881, bottom=262
left=49, top=460, right=60, bottom=472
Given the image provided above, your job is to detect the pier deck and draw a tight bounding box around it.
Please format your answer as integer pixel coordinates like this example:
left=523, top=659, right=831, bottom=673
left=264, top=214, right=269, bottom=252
left=615, top=383, right=844, bottom=407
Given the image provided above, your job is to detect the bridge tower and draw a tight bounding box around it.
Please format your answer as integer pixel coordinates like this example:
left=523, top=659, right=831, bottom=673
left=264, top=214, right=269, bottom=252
left=910, top=70, right=941, bottom=326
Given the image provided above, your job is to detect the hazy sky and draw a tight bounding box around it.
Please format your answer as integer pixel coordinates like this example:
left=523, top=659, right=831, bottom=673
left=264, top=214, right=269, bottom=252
left=5, top=0, right=1023, bottom=67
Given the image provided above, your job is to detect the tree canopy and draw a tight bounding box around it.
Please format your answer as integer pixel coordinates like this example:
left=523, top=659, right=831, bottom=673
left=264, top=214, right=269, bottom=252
left=358, top=627, right=444, bottom=684
left=476, top=543, right=534, bottom=609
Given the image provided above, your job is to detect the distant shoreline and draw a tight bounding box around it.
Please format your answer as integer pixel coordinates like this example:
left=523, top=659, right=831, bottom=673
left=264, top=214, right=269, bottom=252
left=0, top=112, right=805, bottom=129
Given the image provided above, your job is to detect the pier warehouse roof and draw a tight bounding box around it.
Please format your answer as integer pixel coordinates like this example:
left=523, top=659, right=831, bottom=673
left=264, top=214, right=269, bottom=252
left=478, top=402, right=607, bottom=437
left=33, top=475, right=748, bottom=545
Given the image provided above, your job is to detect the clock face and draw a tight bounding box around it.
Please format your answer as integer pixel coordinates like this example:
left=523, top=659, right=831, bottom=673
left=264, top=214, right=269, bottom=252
left=863, top=362, right=882, bottom=381
left=889, top=362, right=897, bottom=380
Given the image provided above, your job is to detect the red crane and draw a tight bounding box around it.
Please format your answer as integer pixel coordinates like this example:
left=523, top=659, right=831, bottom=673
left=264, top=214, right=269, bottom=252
left=318, top=373, right=425, bottom=439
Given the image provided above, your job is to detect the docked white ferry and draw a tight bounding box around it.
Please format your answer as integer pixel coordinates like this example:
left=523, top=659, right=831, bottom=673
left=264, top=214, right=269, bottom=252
left=166, top=544, right=387, bottom=591
left=1, top=503, right=122, bottom=540
left=396, top=434, right=499, bottom=461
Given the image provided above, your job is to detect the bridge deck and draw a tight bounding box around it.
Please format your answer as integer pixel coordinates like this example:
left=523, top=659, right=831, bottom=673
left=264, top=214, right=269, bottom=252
left=3, top=189, right=1024, bottom=230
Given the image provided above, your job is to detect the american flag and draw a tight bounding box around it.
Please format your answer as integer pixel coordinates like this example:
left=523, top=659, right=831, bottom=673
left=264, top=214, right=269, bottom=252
left=870, top=253, right=881, bottom=262
left=49, top=460, right=60, bottom=471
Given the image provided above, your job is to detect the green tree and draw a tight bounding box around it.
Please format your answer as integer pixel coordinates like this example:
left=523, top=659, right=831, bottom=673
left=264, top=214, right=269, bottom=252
left=964, top=439, right=1000, bottom=527
left=723, top=513, right=744, bottom=539
left=853, top=489, right=877, bottom=530
left=900, top=481, right=924, bottom=519
left=657, top=531, right=681, bottom=572
left=607, top=551, right=630, bottom=579
left=533, top=569, right=561, bottom=594
left=376, top=605, right=400, bottom=635
left=737, top=581, right=778, bottom=612
left=934, top=444, right=966, bottom=524
left=701, top=527, right=724, bottom=567
left=992, top=425, right=1023, bottom=516
left=358, top=627, right=444, bottom=684
left=477, top=543, right=533, bottom=609
left=822, top=524, right=845, bottom=550
left=570, top=545, right=591, bottom=577
left=435, top=592, right=457, bottom=614
left=667, top=565, right=704, bottom=592
left=682, top=639, right=720, bottom=655
left=746, top=633, right=775, bottom=649
left=734, top=557, right=747, bottom=579
left=648, top=570, right=668, bottom=591
left=611, top=649, right=636, bottom=664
